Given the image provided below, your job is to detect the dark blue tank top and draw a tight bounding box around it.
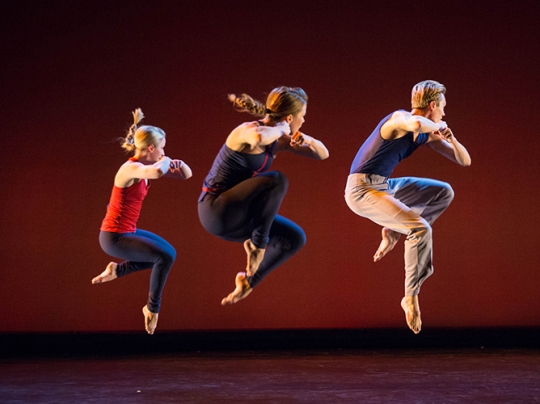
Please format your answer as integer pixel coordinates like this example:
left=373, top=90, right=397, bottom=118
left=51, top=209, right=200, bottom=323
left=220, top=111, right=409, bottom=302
left=199, top=140, right=277, bottom=201
left=350, top=112, right=429, bottom=177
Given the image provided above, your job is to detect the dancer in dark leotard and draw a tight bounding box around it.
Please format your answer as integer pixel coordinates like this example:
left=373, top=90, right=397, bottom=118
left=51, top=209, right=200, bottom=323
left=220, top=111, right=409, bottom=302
left=345, top=80, right=471, bottom=334
left=92, top=108, right=192, bottom=334
left=198, top=86, right=329, bottom=305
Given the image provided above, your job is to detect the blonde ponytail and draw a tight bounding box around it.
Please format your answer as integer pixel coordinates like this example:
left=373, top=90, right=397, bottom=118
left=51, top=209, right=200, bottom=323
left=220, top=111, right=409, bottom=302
left=122, top=108, right=145, bottom=153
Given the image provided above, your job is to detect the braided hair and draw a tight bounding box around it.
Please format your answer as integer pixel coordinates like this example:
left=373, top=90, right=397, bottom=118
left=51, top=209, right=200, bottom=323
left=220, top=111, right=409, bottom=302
left=228, top=86, right=308, bottom=121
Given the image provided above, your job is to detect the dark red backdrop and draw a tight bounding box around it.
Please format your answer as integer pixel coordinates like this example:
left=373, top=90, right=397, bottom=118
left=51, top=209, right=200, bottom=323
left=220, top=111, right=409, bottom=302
left=2, top=0, right=539, bottom=332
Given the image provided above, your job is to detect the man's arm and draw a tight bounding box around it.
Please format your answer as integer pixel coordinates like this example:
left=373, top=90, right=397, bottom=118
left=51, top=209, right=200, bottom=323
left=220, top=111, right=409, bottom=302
left=427, top=128, right=472, bottom=166
left=381, top=110, right=442, bottom=139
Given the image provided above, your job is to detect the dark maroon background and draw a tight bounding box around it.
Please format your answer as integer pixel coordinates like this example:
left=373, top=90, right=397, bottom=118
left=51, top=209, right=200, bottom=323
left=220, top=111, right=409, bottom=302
left=2, top=0, right=539, bottom=333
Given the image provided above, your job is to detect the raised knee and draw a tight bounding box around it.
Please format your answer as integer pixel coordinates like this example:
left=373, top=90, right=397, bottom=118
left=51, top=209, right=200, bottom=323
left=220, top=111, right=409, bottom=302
left=272, top=171, right=289, bottom=192
left=294, top=229, right=307, bottom=251
left=440, top=183, right=454, bottom=203
left=162, top=248, right=176, bottom=265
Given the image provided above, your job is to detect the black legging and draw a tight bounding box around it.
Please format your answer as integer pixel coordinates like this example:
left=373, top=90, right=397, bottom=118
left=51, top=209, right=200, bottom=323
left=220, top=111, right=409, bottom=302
left=99, top=229, right=176, bottom=313
left=198, top=171, right=306, bottom=288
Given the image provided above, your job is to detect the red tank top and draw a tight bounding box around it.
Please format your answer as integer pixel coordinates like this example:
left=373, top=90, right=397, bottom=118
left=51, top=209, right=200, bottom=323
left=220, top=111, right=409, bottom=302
left=100, top=162, right=150, bottom=233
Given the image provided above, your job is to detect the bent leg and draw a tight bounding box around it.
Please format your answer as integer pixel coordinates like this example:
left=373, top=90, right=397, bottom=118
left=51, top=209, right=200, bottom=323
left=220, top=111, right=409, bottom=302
left=389, top=177, right=454, bottom=225
left=345, top=178, right=435, bottom=295
left=199, top=171, right=289, bottom=275
left=198, top=171, right=289, bottom=248
left=219, top=215, right=306, bottom=305
left=247, top=215, right=307, bottom=288
left=98, top=230, right=176, bottom=314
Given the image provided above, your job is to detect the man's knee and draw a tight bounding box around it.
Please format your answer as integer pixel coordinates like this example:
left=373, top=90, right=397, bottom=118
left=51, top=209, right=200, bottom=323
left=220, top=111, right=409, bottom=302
left=408, top=222, right=432, bottom=241
left=440, top=182, right=455, bottom=204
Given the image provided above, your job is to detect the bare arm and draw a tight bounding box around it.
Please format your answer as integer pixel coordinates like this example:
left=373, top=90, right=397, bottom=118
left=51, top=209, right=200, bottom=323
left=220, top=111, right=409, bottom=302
left=427, top=128, right=472, bottom=166
left=275, top=132, right=329, bottom=160
left=381, top=110, right=441, bottom=139
left=164, top=159, right=193, bottom=179
left=226, top=121, right=291, bottom=151
left=114, top=157, right=172, bottom=187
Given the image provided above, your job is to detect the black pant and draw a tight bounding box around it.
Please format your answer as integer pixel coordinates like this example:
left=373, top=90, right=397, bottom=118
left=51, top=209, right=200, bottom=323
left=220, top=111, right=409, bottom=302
left=198, top=171, right=306, bottom=287
left=99, top=230, right=176, bottom=313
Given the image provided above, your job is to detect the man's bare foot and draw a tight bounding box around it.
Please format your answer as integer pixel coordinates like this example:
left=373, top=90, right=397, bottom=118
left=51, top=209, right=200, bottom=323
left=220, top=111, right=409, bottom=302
left=373, top=228, right=401, bottom=262
left=142, top=305, right=159, bottom=335
left=401, top=295, right=422, bottom=334
left=244, top=239, right=265, bottom=276
left=91, top=262, right=118, bottom=284
left=221, top=272, right=252, bottom=305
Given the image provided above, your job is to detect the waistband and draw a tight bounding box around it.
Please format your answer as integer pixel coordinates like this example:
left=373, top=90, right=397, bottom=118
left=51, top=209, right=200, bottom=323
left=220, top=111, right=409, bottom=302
left=347, top=173, right=388, bottom=186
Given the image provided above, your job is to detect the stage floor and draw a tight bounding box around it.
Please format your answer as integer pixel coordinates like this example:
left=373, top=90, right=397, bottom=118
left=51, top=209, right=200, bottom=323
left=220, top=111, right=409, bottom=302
left=1, top=348, right=539, bottom=403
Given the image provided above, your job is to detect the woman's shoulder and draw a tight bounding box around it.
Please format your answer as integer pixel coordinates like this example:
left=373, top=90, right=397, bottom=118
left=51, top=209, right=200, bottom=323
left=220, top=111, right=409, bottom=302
left=226, top=121, right=261, bottom=150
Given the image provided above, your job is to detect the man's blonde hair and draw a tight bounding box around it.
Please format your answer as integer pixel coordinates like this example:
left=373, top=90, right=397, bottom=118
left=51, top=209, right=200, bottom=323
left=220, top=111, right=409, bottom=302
left=411, top=80, right=446, bottom=109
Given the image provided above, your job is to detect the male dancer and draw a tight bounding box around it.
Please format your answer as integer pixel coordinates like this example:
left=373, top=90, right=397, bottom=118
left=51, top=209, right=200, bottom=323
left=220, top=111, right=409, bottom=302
left=345, top=80, right=471, bottom=333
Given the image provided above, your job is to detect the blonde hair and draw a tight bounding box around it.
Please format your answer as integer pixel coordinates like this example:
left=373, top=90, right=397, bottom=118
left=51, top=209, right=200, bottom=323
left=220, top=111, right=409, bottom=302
left=121, top=108, right=166, bottom=153
left=411, top=80, right=446, bottom=109
left=228, top=86, right=308, bottom=120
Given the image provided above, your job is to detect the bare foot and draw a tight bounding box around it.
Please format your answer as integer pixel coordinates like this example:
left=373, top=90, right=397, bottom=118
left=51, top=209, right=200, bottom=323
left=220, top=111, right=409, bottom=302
left=373, top=228, right=401, bottom=262
left=221, top=272, right=252, bottom=305
left=244, top=239, right=265, bottom=276
left=142, top=305, right=159, bottom=335
left=401, top=295, right=422, bottom=334
left=91, top=262, right=118, bottom=284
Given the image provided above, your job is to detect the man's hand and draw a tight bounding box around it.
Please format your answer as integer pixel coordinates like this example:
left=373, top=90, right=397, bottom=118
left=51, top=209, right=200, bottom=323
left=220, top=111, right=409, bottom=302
left=434, top=127, right=454, bottom=143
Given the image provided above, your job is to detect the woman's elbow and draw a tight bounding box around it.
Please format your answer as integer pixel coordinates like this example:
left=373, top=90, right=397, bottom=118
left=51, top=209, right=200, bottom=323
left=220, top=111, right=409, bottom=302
left=155, top=167, right=167, bottom=178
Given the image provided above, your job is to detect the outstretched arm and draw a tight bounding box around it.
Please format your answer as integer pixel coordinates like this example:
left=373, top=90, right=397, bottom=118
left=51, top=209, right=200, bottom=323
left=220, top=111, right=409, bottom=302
left=165, top=159, right=193, bottom=179
left=428, top=127, right=471, bottom=166
left=114, top=157, right=172, bottom=187
left=275, top=132, right=329, bottom=160
left=226, top=121, right=291, bottom=151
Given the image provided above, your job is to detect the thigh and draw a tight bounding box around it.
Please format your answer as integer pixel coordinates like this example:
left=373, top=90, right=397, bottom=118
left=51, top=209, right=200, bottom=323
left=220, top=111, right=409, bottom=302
left=213, top=172, right=284, bottom=211
left=100, top=231, right=170, bottom=263
left=389, top=177, right=449, bottom=208
left=135, top=229, right=174, bottom=251
left=199, top=172, right=284, bottom=237
left=346, top=186, right=427, bottom=234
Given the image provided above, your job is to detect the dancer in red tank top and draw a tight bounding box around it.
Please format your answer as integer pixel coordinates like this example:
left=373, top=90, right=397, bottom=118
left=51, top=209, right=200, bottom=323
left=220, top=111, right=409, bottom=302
left=92, top=108, right=192, bottom=334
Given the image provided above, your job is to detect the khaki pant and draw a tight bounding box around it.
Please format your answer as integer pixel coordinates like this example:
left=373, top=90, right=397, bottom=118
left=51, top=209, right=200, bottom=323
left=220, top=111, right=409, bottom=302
left=345, top=173, right=454, bottom=296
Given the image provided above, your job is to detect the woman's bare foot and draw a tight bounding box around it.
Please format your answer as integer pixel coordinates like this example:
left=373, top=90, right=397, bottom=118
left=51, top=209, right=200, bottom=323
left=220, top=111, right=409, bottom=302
left=91, top=262, right=118, bottom=284
left=244, top=239, right=265, bottom=276
left=401, top=295, right=422, bottom=334
left=142, top=305, right=159, bottom=335
left=221, top=272, right=252, bottom=305
left=373, top=228, right=401, bottom=262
